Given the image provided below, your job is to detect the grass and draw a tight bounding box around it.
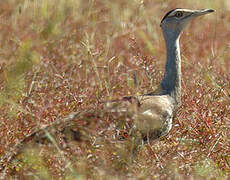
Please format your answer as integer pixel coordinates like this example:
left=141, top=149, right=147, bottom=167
left=0, top=0, right=230, bottom=179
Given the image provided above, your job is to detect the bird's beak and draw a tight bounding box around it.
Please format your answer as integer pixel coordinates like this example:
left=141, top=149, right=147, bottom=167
left=192, top=9, right=215, bottom=17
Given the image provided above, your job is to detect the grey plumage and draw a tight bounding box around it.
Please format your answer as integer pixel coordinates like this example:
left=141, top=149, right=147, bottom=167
left=160, top=8, right=214, bottom=106
left=106, top=8, right=214, bottom=141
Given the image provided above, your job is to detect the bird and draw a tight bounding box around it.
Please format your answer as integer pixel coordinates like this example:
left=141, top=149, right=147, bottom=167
left=106, top=8, right=215, bottom=142
left=0, top=9, right=215, bottom=175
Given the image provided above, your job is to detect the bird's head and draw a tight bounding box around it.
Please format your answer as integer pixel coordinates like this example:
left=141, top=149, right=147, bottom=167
left=160, top=8, right=214, bottom=39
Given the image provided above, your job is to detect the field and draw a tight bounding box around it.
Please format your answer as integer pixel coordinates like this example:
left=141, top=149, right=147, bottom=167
left=0, top=0, right=230, bottom=179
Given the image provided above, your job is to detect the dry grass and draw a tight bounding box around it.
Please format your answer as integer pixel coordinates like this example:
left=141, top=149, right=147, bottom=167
left=0, top=0, right=230, bottom=179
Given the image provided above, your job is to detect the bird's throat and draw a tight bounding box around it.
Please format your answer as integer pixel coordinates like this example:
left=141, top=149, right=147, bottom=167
left=161, top=36, right=181, bottom=105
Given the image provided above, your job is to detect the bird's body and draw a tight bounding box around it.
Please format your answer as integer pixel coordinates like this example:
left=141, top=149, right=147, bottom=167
left=106, top=8, right=214, bottom=141
left=131, top=95, right=174, bottom=139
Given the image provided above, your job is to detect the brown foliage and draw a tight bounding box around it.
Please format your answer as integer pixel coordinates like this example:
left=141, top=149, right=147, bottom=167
left=0, top=0, right=230, bottom=179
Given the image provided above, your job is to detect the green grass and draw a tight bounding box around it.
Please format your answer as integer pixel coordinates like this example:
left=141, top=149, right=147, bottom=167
left=0, top=0, right=230, bottom=179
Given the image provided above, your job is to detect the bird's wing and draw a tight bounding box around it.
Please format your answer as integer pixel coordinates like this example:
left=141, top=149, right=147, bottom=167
left=105, top=95, right=175, bottom=139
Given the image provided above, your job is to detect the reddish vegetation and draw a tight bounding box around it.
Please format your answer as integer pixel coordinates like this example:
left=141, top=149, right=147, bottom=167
left=0, top=0, right=230, bottom=179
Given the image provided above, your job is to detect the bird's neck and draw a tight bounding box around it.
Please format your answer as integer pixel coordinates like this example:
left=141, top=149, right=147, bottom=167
left=161, top=33, right=181, bottom=105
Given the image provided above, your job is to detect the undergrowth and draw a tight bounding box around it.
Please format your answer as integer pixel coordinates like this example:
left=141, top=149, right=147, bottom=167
left=0, top=0, right=230, bottom=179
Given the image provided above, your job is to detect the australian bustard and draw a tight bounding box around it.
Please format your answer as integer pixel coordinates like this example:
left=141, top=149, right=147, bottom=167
left=0, top=9, right=215, bottom=175
left=107, top=8, right=214, bottom=141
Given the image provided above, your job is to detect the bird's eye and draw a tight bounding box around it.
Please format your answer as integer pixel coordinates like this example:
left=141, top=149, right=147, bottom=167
left=175, top=11, right=183, bottom=18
